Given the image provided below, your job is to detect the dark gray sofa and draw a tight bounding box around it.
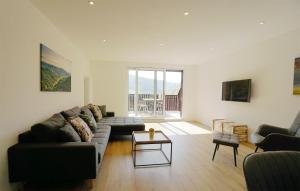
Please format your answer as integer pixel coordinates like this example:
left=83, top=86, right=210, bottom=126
left=7, top=105, right=145, bottom=183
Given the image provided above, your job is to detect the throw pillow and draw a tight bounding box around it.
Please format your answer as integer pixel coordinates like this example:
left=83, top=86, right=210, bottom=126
left=69, top=117, right=93, bottom=142
left=81, top=106, right=97, bottom=121
left=98, top=105, right=107, bottom=117
left=58, top=123, right=81, bottom=142
left=79, top=114, right=97, bottom=132
left=31, top=113, right=66, bottom=142
left=61, top=106, right=81, bottom=119
left=89, top=104, right=103, bottom=122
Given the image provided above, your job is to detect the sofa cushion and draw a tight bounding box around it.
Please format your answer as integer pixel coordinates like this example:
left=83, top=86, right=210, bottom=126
left=61, top=106, right=81, bottom=119
left=92, top=137, right=107, bottom=145
left=98, top=105, right=107, bottom=117
left=58, top=123, right=81, bottom=142
left=89, top=104, right=103, bottom=122
left=31, top=113, right=66, bottom=142
left=97, top=117, right=145, bottom=135
left=94, top=125, right=111, bottom=138
left=94, top=128, right=109, bottom=134
left=69, top=117, right=93, bottom=142
left=18, top=131, right=36, bottom=143
left=97, top=117, right=144, bottom=126
left=96, top=124, right=110, bottom=131
left=79, top=114, right=97, bottom=132
left=94, top=132, right=109, bottom=138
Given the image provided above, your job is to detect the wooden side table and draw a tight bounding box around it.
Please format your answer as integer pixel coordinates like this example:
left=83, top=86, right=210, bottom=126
left=212, top=119, right=248, bottom=142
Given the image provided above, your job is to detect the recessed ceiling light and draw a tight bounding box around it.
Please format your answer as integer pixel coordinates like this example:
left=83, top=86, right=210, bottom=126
left=103, top=39, right=107, bottom=42
left=259, top=21, right=265, bottom=25
left=159, top=43, right=165, bottom=46
left=88, top=1, right=95, bottom=5
left=184, top=12, right=190, bottom=16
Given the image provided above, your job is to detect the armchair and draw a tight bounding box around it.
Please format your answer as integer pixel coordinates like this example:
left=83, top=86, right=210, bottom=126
left=243, top=151, right=300, bottom=191
left=251, top=111, right=300, bottom=152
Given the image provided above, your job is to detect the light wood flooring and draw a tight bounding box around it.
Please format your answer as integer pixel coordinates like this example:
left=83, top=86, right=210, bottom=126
left=24, top=121, right=256, bottom=191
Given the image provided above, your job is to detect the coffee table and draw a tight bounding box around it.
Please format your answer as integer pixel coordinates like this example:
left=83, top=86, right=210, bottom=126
left=132, top=131, right=172, bottom=167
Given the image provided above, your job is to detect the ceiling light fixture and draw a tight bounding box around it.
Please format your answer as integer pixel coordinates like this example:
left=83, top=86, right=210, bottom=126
left=88, top=1, right=95, bottom=5
left=103, top=39, right=107, bottom=42
left=159, top=43, right=165, bottom=46
left=184, top=12, right=190, bottom=16
left=259, top=21, right=265, bottom=25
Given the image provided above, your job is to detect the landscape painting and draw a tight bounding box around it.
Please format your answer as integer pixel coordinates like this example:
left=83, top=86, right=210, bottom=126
left=40, top=44, right=71, bottom=92
left=293, top=57, right=300, bottom=94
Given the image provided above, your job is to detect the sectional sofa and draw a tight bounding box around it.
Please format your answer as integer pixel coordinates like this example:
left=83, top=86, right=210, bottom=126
left=7, top=105, right=145, bottom=183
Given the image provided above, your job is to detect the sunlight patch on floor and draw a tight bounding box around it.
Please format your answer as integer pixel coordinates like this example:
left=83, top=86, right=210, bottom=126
left=128, top=111, right=181, bottom=120
left=145, top=121, right=212, bottom=136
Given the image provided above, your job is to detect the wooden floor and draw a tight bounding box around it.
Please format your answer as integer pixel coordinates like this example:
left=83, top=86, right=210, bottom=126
left=24, top=121, right=255, bottom=191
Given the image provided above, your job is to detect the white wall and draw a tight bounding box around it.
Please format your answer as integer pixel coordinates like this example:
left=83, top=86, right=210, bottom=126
left=91, top=61, right=197, bottom=121
left=196, top=27, right=300, bottom=137
left=0, top=1, right=90, bottom=190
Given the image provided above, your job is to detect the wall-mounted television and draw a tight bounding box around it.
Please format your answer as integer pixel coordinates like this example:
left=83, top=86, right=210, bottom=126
left=222, top=79, right=251, bottom=102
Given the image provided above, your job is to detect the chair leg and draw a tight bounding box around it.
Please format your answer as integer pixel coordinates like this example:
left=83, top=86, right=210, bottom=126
left=233, top=147, right=237, bottom=167
left=212, top=144, right=218, bottom=161
left=217, top=144, right=219, bottom=151
left=235, top=147, right=238, bottom=155
left=255, top=146, right=258, bottom=153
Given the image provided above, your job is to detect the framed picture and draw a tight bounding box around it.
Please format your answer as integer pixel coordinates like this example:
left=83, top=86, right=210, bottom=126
left=40, top=44, right=71, bottom=92
left=293, top=57, right=300, bottom=95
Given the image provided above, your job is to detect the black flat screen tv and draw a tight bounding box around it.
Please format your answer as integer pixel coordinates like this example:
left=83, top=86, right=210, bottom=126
left=222, top=79, right=251, bottom=102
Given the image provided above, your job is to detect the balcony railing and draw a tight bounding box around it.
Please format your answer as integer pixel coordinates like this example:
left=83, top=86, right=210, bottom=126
left=128, top=94, right=182, bottom=112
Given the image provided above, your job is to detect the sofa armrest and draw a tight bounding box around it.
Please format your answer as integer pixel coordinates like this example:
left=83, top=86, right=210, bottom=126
left=105, top=112, right=115, bottom=117
left=256, top=124, right=289, bottom=137
left=259, top=133, right=300, bottom=151
left=8, top=142, right=99, bottom=182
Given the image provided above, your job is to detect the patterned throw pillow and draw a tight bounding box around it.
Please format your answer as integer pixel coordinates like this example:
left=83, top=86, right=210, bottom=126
left=79, top=114, right=97, bottom=132
left=82, top=106, right=97, bottom=121
left=69, top=117, right=93, bottom=142
left=98, top=105, right=107, bottom=117
left=88, top=104, right=103, bottom=122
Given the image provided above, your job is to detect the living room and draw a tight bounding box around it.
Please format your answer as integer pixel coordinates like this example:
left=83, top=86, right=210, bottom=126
left=1, top=0, right=300, bottom=191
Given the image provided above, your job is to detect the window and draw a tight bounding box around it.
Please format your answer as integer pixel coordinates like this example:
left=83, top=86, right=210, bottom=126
left=128, top=69, right=183, bottom=119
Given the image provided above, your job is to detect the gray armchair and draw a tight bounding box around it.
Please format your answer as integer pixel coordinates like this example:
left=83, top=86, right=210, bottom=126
left=243, top=151, right=300, bottom=191
left=251, top=111, right=300, bottom=152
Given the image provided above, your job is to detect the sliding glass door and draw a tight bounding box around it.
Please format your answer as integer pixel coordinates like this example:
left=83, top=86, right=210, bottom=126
left=156, top=71, right=164, bottom=117
left=128, top=69, right=182, bottom=118
left=165, top=71, right=182, bottom=119
left=137, top=70, right=155, bottom=116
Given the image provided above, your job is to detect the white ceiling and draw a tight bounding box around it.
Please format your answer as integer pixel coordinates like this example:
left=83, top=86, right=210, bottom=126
left=31, top=0, right=300, bottom=65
